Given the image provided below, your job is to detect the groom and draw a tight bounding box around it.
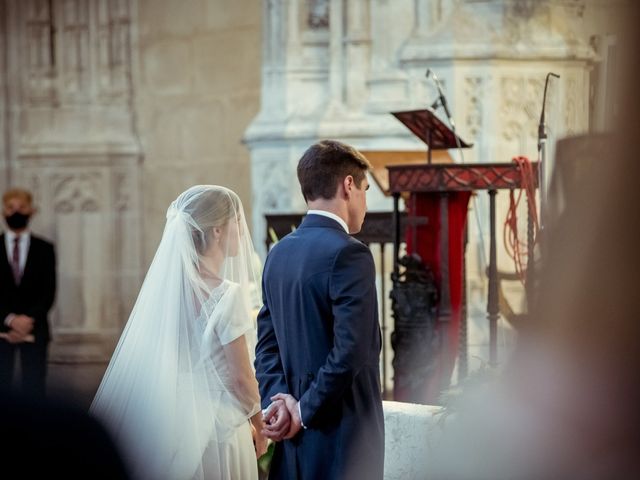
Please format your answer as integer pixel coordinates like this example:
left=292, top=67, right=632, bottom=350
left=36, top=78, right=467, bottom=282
left=255, top=140, right=384, bottom=479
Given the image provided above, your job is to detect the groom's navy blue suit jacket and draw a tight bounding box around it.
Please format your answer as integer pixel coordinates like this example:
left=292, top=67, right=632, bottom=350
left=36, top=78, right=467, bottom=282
left=255, top=214, right=384, bottom=480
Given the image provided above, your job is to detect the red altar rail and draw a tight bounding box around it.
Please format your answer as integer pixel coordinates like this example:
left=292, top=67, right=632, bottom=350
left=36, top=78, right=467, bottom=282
left=388, top=162, right=539, bottom=193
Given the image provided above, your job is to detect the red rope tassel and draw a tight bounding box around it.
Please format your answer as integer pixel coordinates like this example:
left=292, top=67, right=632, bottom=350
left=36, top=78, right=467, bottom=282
left=503, top=156, right=539, bottom=284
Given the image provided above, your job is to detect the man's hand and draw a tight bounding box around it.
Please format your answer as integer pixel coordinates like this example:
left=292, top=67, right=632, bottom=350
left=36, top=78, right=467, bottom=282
left=5, top=329, right=28, bottom=344
left=271, top=393, right=303, bottom=440
left=9, top=315, right=34, bottom=336
left=262, top=398, right=291, bottom=441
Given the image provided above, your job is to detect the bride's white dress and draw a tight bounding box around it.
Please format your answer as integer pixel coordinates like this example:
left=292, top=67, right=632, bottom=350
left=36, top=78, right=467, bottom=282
left=90, top=186, right=262, bottom=480
left=195, top=280, right=259, bottom=480
left=92, top=281, right=260, bottom=480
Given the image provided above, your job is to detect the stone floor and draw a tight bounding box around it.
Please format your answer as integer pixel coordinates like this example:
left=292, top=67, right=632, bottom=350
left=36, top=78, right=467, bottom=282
left=47, top=361, right=109, bottom=411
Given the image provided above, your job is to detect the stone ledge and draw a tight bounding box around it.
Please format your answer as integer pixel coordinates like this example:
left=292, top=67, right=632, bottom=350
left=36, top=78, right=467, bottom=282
left=383, top=400, right=443, bottom=480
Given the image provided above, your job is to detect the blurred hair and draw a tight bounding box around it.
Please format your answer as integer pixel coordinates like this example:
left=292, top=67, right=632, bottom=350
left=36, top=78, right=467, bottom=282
left=2, top=188, right=33, bottom=206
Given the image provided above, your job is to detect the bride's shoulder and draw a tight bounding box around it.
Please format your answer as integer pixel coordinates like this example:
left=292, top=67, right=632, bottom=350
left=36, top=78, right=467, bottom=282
left=216, top=280, right=244, bottom=303
left=223, top=279, right=241, bottom=289
left=219, top=279, right=241, bottom=293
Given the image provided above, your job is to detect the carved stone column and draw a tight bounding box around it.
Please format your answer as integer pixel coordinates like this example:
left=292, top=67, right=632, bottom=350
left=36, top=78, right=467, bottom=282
left=343, top=0, right=370, bottom=110
left=246, top=0, right=410, bottom=255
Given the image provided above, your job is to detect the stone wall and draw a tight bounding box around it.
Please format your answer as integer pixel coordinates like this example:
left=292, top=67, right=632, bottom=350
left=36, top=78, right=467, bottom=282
left=135, top=0, right=261, bottom=266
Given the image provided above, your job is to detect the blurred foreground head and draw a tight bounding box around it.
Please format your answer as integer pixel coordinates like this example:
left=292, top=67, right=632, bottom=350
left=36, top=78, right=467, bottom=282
left=0, top=392, right=129, bottom=478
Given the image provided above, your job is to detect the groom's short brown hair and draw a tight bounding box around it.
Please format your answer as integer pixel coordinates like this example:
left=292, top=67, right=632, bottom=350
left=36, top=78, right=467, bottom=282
left=297, top=140, right=371, bottom=202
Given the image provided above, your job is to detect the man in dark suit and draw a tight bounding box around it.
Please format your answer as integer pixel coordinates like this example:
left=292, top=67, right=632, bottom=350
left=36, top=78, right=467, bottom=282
left=0, top=188, right=56, bottom=398
left=255, top=140, right=384, bottom=479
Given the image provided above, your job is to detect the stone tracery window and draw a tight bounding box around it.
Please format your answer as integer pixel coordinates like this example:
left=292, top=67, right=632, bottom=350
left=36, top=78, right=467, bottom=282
left=19, top=0, right=131, bottom=106
left=23, top=0, right=57, bottom=103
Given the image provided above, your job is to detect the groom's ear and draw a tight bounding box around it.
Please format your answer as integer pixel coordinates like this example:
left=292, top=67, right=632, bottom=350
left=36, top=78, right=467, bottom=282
left=342, top=175, right=355, bottom=199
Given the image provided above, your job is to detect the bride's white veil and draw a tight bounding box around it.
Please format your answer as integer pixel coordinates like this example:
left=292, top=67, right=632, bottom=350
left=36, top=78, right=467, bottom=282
left=90, top=185, right=261, bottom=480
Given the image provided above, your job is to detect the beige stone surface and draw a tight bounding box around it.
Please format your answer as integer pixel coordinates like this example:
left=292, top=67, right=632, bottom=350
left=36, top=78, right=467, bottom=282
left=142, top=39, right=193, bottom=95
left=136, top=0, right=261, bottom=265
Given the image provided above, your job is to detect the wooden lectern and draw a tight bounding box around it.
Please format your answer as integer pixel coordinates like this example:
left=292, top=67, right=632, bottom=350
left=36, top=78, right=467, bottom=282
left=388, top=108, right=538, bottom=404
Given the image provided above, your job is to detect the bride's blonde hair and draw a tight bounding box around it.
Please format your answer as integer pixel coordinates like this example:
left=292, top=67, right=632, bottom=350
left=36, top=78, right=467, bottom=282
left=187, top=188, right=241, bottom=255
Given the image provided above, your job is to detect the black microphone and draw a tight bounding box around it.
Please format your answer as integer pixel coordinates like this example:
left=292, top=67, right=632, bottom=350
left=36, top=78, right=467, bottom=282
left=426, top=68, right=455, bottom=128
left=538, top=72, right=561, bottom=146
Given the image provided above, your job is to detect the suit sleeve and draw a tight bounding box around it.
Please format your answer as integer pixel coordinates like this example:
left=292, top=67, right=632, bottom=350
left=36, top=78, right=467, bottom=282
left=0, top=313, right=11, bottom=333
left=25, top=243, right=56, bottom=320
left=254, top=261, right=289, bottom=409
left=298, top=241, right=377, bottom=427
left=0, top=294, right=11, bottom=333
left=1, top=241, right=13, bottom=331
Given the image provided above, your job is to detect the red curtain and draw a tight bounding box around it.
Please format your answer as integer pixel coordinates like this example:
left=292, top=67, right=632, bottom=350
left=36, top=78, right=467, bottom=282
left=405, top=191, right=470, bottom=404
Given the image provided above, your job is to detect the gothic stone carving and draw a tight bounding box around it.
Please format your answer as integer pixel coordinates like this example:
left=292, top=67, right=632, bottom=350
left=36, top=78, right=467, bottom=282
left=500, top=75, right=545, bottom=144
left=53, top=173, right=101, bottom=213
left=20, top=0, right=133, bottom=105
left=465, top=76, right=484, bottom=140
left=23, top=0, right=57, bottom=104
left=307, top=0, right=329, bottom=29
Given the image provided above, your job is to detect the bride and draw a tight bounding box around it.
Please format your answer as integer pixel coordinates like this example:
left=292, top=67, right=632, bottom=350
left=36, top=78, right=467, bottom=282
left=91, top=185, right=267, bottom=479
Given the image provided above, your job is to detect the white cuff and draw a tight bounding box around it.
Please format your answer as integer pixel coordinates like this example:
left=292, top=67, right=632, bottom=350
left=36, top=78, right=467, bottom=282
left=4, top=314, right=16, bottom=327
left=297, top=402, right=307, bottom=430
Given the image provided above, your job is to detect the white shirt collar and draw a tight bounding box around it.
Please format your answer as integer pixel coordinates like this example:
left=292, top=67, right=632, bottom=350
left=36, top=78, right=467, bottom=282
left=5, top=229, right=30, bottom=243
left=306, top=210, right=349, bottom=234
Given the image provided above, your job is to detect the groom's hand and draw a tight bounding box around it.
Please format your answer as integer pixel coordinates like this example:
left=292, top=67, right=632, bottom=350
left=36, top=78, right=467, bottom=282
left=262, top=398, right=291, bottom=441
left=271, top=393, right=302, bottom=440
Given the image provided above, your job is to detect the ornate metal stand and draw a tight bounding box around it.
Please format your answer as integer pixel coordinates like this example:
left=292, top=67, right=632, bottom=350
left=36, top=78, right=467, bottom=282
left=390, top=254, right=438, bottom=401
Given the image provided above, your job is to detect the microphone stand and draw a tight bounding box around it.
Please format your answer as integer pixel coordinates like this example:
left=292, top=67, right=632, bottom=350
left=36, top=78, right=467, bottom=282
left=527, top=73, right=560, bottom=311
left=426, top=69, right=464, bottom=164
left=538, top=72, right=560, bottom=230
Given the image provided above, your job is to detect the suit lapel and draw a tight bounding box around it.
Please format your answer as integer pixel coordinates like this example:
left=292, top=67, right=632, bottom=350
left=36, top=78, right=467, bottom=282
left=0, top=234, right=6, bottom=265
left=0, top=233, right=16, bottom=286
left=20, top=237, right=36, bottom=285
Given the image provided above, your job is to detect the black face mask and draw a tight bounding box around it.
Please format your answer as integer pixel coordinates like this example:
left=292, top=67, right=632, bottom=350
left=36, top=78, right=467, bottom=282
left=4, top=212, right=30, bottom=230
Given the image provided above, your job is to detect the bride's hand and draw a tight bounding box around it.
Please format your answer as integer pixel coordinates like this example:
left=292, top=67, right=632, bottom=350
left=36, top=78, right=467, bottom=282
left=251, top=422, right=269, bottom=458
